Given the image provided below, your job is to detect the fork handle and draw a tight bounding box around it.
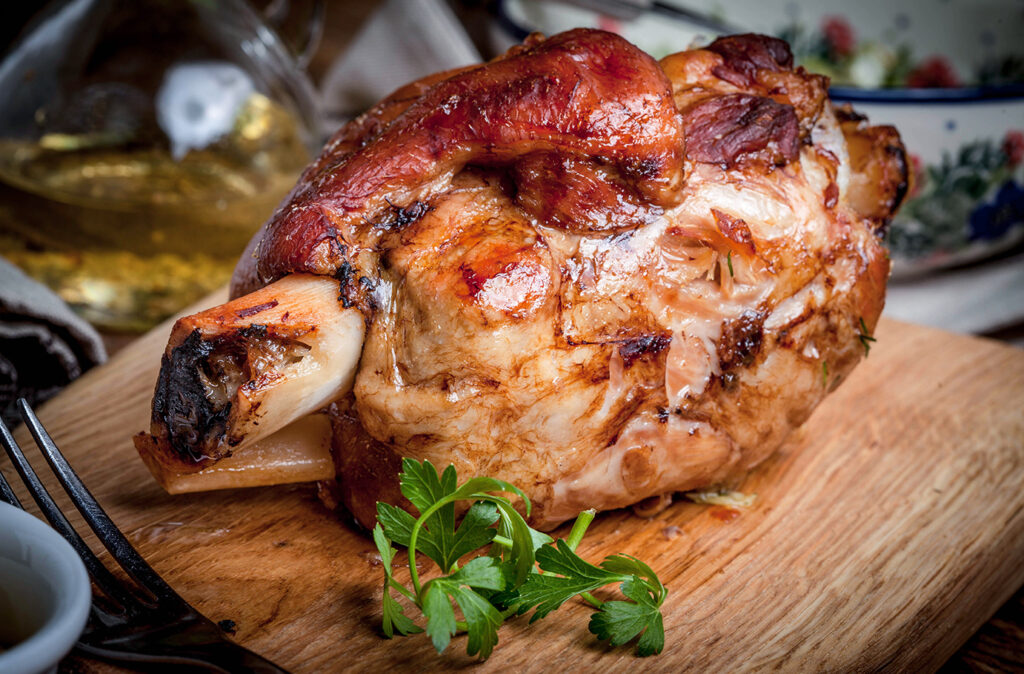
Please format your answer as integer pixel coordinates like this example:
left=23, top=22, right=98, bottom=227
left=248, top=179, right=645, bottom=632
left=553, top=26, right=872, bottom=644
left=182, top=641, right=291, bottom=674
left=77, top=640, right=292, bottom=673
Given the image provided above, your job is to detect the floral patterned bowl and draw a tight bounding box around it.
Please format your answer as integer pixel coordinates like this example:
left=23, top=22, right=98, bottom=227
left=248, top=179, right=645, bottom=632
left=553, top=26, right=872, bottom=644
left=495, top=0, right=1024, bottom=275
left=849, top=93, right=1023, bottom=276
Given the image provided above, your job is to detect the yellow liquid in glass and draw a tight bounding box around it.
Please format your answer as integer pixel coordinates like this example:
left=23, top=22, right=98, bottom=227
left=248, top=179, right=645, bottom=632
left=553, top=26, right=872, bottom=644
left=0, top=94, right=310, bottom=331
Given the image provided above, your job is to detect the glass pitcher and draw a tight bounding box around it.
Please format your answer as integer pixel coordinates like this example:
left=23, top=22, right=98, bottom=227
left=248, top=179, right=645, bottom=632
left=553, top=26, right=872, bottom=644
left=0, top=0, right=323, bottom=331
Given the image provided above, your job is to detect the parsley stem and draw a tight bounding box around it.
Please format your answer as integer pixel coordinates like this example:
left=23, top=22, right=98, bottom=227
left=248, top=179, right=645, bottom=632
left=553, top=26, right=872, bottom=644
left=566, top=509, right=596, bottom=551
left=492, top=534, right=513, bottom=549
left=565, top=510, right=622, bottom=610
left=407, top=494, right=459, bottom=597
left=389, top=578, right=416, bottom=601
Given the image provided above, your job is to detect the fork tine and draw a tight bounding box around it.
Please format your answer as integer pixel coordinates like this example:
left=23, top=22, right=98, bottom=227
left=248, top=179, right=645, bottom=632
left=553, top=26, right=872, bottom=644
left=0, top=463, right=23, bottom=507
left=17, top=399, right=186, bottom=607
left=0, top=412, right=145, bottom=612
left=9, top=404, right=291, bottom=673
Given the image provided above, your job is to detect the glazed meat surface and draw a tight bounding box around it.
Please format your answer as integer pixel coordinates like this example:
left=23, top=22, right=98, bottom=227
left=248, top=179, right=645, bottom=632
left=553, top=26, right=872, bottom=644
left=140, top=30, right=907, bottom=530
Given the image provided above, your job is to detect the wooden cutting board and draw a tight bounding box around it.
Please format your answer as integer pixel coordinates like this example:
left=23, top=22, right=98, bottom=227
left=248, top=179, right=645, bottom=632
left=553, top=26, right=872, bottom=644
left=5, top=291, right=1024, bottom=672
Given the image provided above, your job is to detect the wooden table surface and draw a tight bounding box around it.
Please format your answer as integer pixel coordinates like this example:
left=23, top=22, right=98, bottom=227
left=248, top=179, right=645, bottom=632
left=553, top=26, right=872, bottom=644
left=0, top=312, right=1008, bottom=672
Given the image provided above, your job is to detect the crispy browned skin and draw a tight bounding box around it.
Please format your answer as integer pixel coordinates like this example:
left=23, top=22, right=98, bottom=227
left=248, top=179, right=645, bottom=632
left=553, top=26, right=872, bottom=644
left=155, top=31, right=907, bottom=530
left=833, top=106, right=910, bottom=233
left=232, top=29, right=686, bottom=299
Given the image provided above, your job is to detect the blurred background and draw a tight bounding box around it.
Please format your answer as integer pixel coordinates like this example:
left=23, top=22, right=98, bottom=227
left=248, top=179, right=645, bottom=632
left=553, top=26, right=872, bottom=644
left=0, top=0, right=1020, bottom=669
left=1, top=0, right=1021, bottom=338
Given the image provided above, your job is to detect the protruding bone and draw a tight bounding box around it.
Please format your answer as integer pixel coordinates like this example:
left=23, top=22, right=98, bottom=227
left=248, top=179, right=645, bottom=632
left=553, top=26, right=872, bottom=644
left=138, top=413, right=335, bottom=493
left=134, top=274, right=364, bottom=481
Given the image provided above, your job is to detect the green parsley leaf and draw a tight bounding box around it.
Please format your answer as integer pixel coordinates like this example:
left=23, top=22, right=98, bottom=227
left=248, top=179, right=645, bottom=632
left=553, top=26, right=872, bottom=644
left=600, top=553, right=666, bottom=603
left=373, top=524, right=422, bottom=637
left=445, top=556, right=508, bottom=591
left=517, top=543, right=668, bottom=655
left=383, top=583, right=422, bottom=638
left=399, top=458, right=456, bottom=513
left=451, top=476, right=531, bottom=514
left=528, top=526, right=555, bottom=552
left=424, top=558, right=506, bottom=657
left=449, top=475, right=539, bottom=583
left=450, top=585, right=503, bottom=659
left=380, top=500, right=502, bottom=572
left=373, top=523, right=395, bottom=569
left=488, top=496, right=538, bottom=586
left=423, top=582, right=457, bottom=652
left=517, top=540, right=624, bottom=621
left=589, top=588, right=665, bottom=655
left=377, top=502, right=442, bottom=566
left=446, top=501, right=501, bottom=567
left=399, top=459, right=458, bottom=566
left=373, top=459, right=668, bottom=660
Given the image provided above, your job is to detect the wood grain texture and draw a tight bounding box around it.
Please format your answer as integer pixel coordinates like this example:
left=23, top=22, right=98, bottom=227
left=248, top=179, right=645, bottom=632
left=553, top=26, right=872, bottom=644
left=944, top=585, right=1024, bottom=673
left=5, top=294, right=1023, bottom=673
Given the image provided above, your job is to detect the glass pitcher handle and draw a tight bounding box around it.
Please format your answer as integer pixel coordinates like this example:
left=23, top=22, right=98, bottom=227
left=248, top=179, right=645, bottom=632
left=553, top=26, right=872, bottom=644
left=260, top=0, right=325, bottom=68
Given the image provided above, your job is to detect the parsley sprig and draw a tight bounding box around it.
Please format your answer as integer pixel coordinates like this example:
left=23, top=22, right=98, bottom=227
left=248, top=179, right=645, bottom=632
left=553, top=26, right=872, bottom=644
left=857, top=317, right=877, bottom=356
left=373, top=459, right=668, bottom=659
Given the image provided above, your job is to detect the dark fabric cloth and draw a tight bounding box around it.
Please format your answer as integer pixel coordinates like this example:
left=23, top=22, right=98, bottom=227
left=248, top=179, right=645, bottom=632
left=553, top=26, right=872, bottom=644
left=0, top=256, right=106, bottom=425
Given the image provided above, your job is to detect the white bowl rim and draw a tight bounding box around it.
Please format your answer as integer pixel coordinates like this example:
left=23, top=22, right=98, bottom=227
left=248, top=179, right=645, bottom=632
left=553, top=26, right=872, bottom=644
left=0, top=501, right=90, bottom=674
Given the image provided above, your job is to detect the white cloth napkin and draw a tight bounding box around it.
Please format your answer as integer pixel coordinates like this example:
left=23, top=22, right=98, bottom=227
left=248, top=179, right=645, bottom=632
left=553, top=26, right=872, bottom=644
left=319, top=0, right=481, bottom=126
left=884, top=249, right=1024, bottom=346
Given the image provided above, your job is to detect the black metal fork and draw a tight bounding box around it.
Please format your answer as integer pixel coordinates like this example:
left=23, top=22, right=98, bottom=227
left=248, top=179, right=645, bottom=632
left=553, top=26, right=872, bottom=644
left=0, top=399, right=291, bottom=673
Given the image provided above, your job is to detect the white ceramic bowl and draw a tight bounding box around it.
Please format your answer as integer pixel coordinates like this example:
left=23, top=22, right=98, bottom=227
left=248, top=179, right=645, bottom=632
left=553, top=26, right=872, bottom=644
left=494, top=0, right=1024, bottom=275
left=0, top=501, right=90, bottom=674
